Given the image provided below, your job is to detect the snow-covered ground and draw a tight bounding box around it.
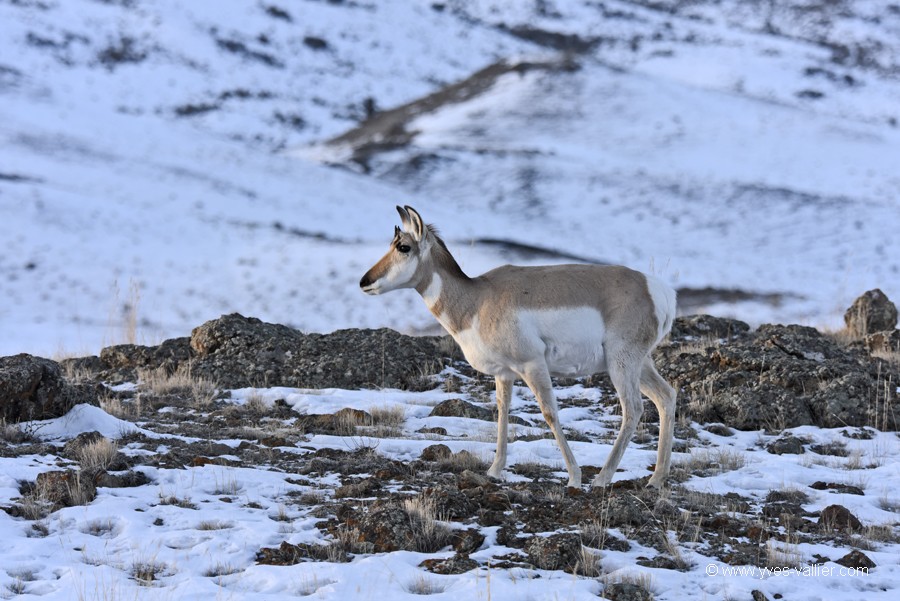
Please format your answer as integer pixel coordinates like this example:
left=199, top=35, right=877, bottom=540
left=2, top=379, right=898, bottom=601
left=1, top=0, right=898, bottom=357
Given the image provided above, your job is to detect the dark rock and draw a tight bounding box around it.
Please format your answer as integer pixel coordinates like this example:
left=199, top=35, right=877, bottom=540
left=426, top=486, right=479, bottom=520
left=303, top=36, right=329, bottom=50
left=834, top=549, right=876, bottom=569
left=819, top=504, right=862, bottom=531
left=457, top=469, right=491, bottom=490
left=602, top=581, right=654, bottom=601
left=420, top=554, right=479, bottom=574
left=496, top=523, right=524, bottom=548
left=98, top=337, right=192, bottom=383
left=335, top=477, right=381, bottom=499
left=525, top=532, right=582, bottom=571
left=704, top=423, right=734, bottom=436
left=429, top=399, right=494, bottom=421
left=95, top=470, right=151, bottom=489
left=353, top=503, right=415, bottom=553
left=189, top=314, right=450, bottom=390
left=420, top=444, right=452, bottom=462
left=669, top=314, right=750, bottom=341
left=256, top=540, right=345, bottom=565
left=767, top=434, right=807, bottom=455
left=452, top=528, right=485, bottom=554
left=418, top=426, right=448, bottom=436
left=865, top=329, right=900, bottom=354
left=62, top=431, right=106, bottom=459
left=751, top=591, right=770, bottom=601
left=33, top=469, right=97, bottom=509
left=636, top=555, right=682, bottom=570
left=86, top=315, right=454, bottom=390
left=0, top=355, right=99, bottom=423
left=810, top=481, right=864, bottom=495
left=844, top=289, right=897, bottom=337
left=656, top=321, right=900, bottom=430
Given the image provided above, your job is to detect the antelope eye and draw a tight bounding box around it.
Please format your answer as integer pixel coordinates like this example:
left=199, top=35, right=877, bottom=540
left=397, top=244, right=411, bottom=254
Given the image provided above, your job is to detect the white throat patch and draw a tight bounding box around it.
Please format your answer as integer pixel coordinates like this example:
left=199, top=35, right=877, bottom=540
left=422, top=273, right=443, bottom=309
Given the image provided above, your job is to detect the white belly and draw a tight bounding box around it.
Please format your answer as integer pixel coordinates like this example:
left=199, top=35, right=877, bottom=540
left=450, top=308, right=607, bottom=378
left=527, top=307, right=607, bottom=377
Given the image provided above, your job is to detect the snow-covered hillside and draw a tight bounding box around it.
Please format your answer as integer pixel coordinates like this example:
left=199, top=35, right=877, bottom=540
left=1, top=0, right=899, bottom=356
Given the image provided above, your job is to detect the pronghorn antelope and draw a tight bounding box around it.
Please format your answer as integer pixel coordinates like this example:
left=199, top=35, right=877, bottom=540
left=360, top=206, right=677, bottom=488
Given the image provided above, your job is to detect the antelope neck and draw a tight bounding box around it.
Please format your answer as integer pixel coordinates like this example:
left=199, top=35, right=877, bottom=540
left=415, top=264, right=475, bottom=335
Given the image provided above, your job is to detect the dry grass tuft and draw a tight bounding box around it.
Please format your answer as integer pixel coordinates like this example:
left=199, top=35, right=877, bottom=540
left=137, top=362, right=218, bottom=408
left=405, top=573, right=448, bottom=595
left=77, top=437, right=119, bottom=472
left=402, top=494, right=454, bottom=553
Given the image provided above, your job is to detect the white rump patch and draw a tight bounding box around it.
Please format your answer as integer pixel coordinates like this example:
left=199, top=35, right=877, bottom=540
left=646, top=275, right=677, bottom=342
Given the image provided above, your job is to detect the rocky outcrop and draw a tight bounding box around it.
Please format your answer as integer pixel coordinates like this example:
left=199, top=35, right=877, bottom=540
left=844, top=288, right=898, bottom=337
left=0, top=354, right=100, bottom=423
left=656, top=315, right=899, bottom=431
left=87, top=313, right=456, bottom=390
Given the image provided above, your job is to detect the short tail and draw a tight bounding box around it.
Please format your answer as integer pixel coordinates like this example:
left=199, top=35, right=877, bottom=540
left=646, top=275, right=677, bottom=344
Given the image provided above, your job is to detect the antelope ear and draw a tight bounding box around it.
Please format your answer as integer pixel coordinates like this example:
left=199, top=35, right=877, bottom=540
left=396, top=205, right=415, bottom=237
left=403, top=205, right=425, bottom=241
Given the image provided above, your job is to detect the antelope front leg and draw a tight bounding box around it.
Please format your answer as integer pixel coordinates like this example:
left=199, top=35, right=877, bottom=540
left=523, top=366, right=582, bottom=488
left=487, top=376, right=513, bottom=479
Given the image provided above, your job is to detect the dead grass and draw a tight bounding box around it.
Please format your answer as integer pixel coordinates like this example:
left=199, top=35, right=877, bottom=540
left=600, top=571, right=655, bottom=600
left=137, top=362, right=218, bottom=408
left=196, top=519, right=233, bottom=531
left=157, top=492, right=197, bottom=510
left=402, top=494, right=453, bottom=553
left=765, top=527, right=803, bottom=569
left=405, top=573, right=448, bottom=595
left=76, top=437, right=119, bottom=472
left=436, top=449, right=490, bottom=474
left=0, top=419, right=37, bottom=444
left=131, top=555, right=168, bottom=586
left=673, top=447, right=746, bottom=479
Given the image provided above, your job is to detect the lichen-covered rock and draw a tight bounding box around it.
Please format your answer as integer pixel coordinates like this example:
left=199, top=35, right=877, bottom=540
left=525, top=532, right=583, bottom=571
left=834, top=549, right=876, bottom=569
left=420, top=554, right=479, bottom=574
left=190, top=314, right=452, bottom=389
left=818, top=504, right=862, bottom=531
left=655, top=319, right=900, bottom=430
left=33, top=469, right=97, bottom=509
left=766, top=434, right=806, bottom=455
left=0, top=354, right=100, bottom=423
left=844, top=289, right=898, bottom=337
left=81, top=314, right=457, bottom=389
left=602, top=582, right=654, bottom=601
left=669, top=314, right=751, bottom=341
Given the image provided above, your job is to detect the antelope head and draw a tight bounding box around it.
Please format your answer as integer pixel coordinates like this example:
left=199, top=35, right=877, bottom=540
left=359, top=205, right=431, bottom=295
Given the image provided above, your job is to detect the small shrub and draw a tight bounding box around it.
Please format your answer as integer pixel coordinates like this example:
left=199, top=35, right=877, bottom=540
left=405, top=573, right=447, bottom=595
left=403, top=495, right=453, bottom=553
left=131, top=557, right=168, bottom=585
left=196, top=520, right=233, bottom=531
left=77, top=437, right=119, bottom=472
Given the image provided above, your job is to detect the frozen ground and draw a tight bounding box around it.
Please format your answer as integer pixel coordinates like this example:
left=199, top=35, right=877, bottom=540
left=1, top=372, right=898, bottom=601
left=1, top=0, right=899, bottom=357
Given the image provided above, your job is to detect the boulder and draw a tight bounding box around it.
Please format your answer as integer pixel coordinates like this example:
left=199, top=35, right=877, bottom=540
left=525, top=532, right=583, bottom=571
left=81, top=314, right=456, bottom=389
left=0, top=354, right=99, bottom=423
left=655, top=318, right=900, bottom=430
left=844, top=289, right=898, bottom=337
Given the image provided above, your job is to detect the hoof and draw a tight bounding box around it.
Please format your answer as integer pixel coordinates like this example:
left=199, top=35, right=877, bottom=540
left=646, top=476, right=667, bottom=489
left=590, top=475, right=612, bottom=489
